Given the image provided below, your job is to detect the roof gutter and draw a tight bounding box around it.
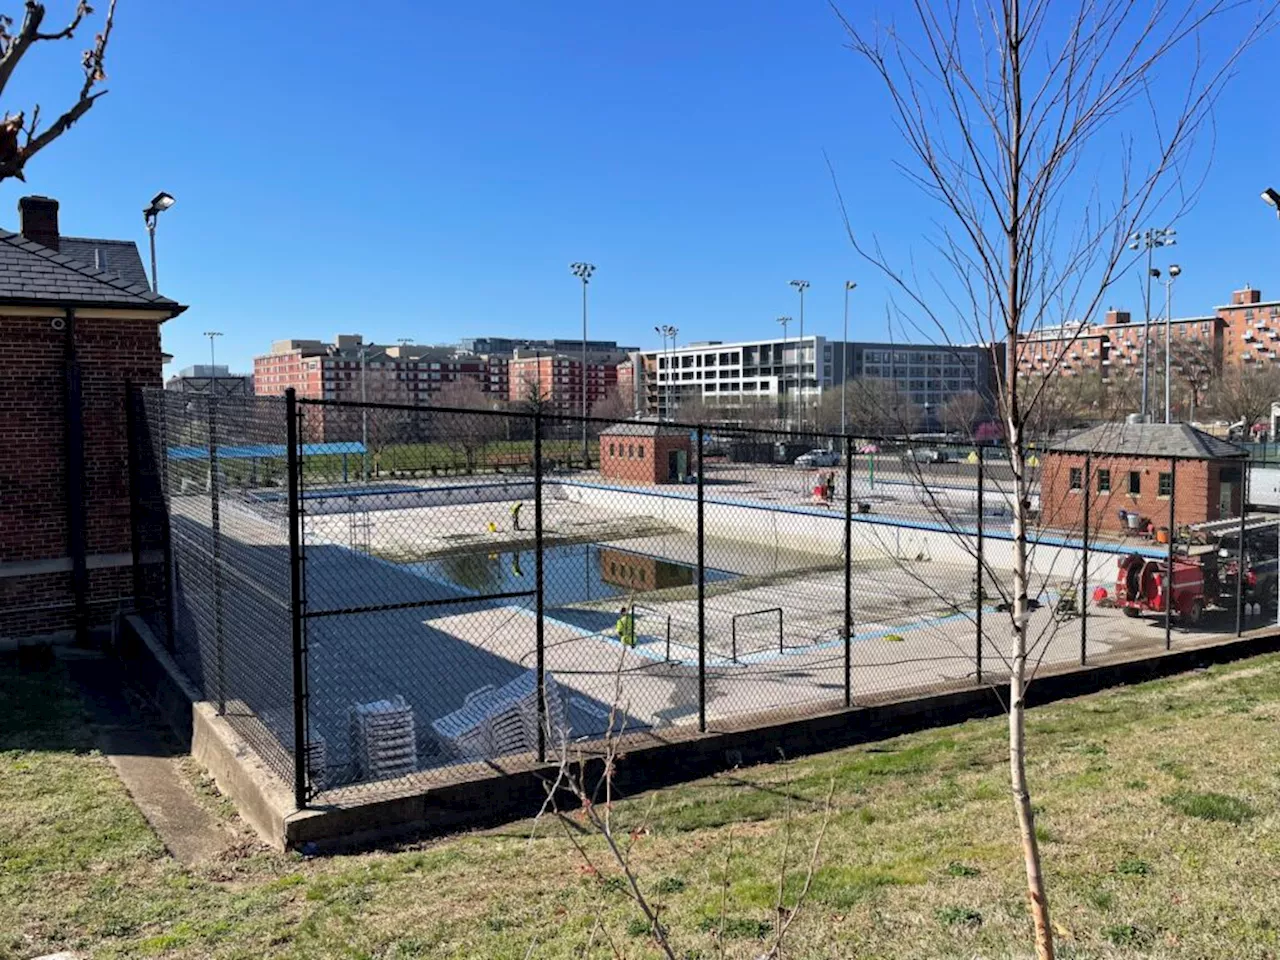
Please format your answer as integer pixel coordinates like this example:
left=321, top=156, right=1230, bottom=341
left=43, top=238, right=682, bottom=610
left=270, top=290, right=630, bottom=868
left=0, top=297, right=187, bottom=319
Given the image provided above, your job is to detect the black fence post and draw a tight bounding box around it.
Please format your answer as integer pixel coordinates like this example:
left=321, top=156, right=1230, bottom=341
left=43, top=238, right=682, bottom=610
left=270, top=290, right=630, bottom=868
left=1236, top=460, right=1248, bottom=638
left=975, top=450, right=984, bottom=685
left=209, top=394, right=225, bottom=714
left=286, top=389, right=308, bottom=810
left=158, top=392, right=176, bottom=648
left=1165, top=458, right=1176, bottom=651
left=534, top=410, right=546, bottom=763
left=1081, top=452, right=1090, bottom=666
left=843, top=433, right=853, bottom=708
left=697, top=424, right=706, bottom=734
left=124, top=380, right=144, bottom=612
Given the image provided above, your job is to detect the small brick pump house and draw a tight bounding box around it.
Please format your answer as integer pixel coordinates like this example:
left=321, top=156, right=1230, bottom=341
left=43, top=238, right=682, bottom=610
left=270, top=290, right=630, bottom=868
left=0, top=196, right=186, bottom=643
left=1040, top=422, right=1246, bottom=535
left=599, top=422, right=692, bottom=485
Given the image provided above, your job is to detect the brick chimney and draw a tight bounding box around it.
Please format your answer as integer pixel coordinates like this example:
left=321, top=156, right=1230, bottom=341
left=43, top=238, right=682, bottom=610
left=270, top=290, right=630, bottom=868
left=18, top=195, right=60, bottom=251
left=1232, top=285, right=1262, bottom=306
left=1105, top=307, right=1131, bottom=325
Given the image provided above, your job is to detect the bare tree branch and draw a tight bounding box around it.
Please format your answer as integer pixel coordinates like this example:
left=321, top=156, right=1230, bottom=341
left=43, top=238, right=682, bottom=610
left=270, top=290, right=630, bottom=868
left=0, top=0, right=117, bottom=183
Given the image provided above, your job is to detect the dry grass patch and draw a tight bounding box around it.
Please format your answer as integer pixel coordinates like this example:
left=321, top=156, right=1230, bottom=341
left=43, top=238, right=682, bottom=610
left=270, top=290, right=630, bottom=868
left=2, top=652, right=1280, bottom=958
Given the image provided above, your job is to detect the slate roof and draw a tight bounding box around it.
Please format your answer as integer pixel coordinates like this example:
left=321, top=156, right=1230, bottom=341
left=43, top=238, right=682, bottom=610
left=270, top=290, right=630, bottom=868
left=1048, top=422, right=1246, bottom=460
left=599, top=421, right=691, bottom=438
left=58, top=236, right=150, bottom=289
left=0, top=229, right=183, bottom=310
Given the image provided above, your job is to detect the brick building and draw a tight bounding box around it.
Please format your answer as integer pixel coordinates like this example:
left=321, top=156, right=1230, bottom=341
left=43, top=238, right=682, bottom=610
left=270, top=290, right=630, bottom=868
left=0, top=196, right=186, bottom=642
left=1017, top=286, right=1275, bottom=382
left=508, top=350, right=620, bottom=415
left=254, top=335, right=508, bottom=402
left=599, top=422, right=691, bottom=485
left=254, top=335, right=508, bottom=439
left=1039, top=423, right=1245, bottom=535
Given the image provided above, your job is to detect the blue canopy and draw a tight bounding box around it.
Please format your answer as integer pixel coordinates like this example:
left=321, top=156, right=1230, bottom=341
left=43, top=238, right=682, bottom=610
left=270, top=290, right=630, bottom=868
left=167, top=441, right=366, bottom=461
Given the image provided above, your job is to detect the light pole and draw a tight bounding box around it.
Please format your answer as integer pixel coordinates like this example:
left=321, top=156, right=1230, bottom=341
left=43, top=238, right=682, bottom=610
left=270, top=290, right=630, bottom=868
left=790, top=280, right=810, bottom=429
left=570, top=262, right=595, bottom=463
left=777, top=316, right=792, bottom=427
left=203, top=331, right=222, bottom=390
left=655, top=324, right=678, bottom=420
left=1128, top=227, right=1176, bottom=420
left=842, top=281, right=856, bottom=442
left=667, top=326, right=678, bottom=419
left=1164, top=264, right=1181, bottom=423
left=142, top=191, right=175, bottom=293
left=1262, top=187, right=1280, bottom=218
left=360, top=342, right=369, bottom=481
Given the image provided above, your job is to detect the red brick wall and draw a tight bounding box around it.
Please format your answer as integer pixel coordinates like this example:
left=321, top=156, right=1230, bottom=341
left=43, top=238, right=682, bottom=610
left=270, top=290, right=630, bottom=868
left=1039, top=452, right=1240, bottom=534
left=0, top=311, right=163, bottom=639
left=599, top=434, right=689, bottom=485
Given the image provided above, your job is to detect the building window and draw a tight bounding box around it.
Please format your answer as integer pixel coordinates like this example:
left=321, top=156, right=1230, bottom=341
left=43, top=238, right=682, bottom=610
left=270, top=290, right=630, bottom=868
left=1097, top=469, right=1111, bottom=493
left=628, top=443, right=635, bottom=458
left=609, top=443, right=615, bottom=456
left=1069, top=467, right=1083, bottom=491
left=1128, top=471, right=1141, bottom=495
left=638, top=444, right=645, bottom=459
left=1158, top=472, right=1172, bottom=497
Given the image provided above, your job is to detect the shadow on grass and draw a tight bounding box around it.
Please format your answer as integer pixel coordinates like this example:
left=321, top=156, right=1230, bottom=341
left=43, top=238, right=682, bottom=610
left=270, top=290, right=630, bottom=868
left=0, top=649, right=95, bottom=754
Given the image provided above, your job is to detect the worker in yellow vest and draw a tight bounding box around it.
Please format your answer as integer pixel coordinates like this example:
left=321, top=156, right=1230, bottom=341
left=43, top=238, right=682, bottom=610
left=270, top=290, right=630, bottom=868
left=615, top=604, right=636, bottom=647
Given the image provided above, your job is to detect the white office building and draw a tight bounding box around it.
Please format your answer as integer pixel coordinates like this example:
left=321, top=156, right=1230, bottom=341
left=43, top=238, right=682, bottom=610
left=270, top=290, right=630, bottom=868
left=635, top=336, right=996, bottom=426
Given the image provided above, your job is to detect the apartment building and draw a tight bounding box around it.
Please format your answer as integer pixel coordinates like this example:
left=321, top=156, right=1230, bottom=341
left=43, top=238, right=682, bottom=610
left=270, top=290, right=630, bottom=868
left=1017, top=285, right=1275, bottom=381
left=253, top=334, right=509, bottom=404
left=460, top=336, right=637, bottom=359
left=635, top=336, right=997, bottom=423
left=507, top=350, right=619, bottom=415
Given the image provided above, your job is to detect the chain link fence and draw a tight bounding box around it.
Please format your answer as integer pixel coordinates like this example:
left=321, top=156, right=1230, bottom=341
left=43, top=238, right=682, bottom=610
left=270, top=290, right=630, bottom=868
left=128, top=387, right=1272, bottom=807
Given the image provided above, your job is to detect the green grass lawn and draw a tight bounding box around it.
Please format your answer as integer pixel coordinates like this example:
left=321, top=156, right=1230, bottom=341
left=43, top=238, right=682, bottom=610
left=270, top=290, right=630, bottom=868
left=3, top=651, right=1280, bottom=959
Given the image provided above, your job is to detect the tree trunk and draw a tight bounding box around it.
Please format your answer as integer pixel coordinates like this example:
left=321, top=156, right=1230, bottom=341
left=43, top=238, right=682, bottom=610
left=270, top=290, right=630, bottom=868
left=1006, top=3, right=1053, bottom=954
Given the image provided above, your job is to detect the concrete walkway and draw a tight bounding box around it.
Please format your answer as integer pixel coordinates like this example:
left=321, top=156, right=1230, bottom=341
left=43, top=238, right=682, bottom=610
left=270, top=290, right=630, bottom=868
left=60, top=647, right=233, bottom=865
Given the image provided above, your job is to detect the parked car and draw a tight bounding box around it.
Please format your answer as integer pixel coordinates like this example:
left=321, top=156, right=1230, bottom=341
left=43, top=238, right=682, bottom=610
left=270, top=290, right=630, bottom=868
left=795, top=448, right=840, bottom=468
left=909, top=448, right=949, bottom=464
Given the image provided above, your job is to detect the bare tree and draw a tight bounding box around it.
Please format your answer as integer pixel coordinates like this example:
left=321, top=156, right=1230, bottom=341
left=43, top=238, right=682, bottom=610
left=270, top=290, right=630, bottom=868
left=0, top=0, right=118, bottom=183
left=590, top=385, right=634, bottom=426
left=1212, top=365, right=1280, bottom=435
left=435, top=377, right=504, bottom=473
left=838, top=2, right=1274, bottom=956
left=534, top=668, right=834, bottom=959
left=941, top=391, right=985, bottom=439
left=1165, top=337, right=1218, bottom=422
left=844, top=378, right=921, bottom=436
left=736, top=395, right=787, bottom=433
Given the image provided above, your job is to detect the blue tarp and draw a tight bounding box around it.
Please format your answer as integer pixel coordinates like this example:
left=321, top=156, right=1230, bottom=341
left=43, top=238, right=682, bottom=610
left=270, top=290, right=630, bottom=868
left=167, top=441, right=366, bottom=461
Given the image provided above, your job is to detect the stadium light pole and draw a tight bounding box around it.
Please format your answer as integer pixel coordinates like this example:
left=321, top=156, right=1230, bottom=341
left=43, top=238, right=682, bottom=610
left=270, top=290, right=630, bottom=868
left=842, top=281, right=857, bottom=443
left=142, top=191, right=175, bottom=294
left=777, top=316, right=792, bottom=427
left=1164, top=265, right=1181, bottom=423
left=203, top=330, right=222, bottom=373
left=653, top=326, right=664, bottom=419
left=570, top=262, right=596, bottom=463
left=1128, top=227, right=1176, bottom=421
left=667, top=326, right=678, bottom=420
left=655, top=324, right=678, bottom=420
left=790, top=280, right=810, bottom=429
left=1263, top=187, right=1280, bottom=218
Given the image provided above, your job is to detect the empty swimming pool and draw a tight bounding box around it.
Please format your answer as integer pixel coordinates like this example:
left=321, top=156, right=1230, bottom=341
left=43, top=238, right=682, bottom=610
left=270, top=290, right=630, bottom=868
left=405, top=543, right=734, bottom=606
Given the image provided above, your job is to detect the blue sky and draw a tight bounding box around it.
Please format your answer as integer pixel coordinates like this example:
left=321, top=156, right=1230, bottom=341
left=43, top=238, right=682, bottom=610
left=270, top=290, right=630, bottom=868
left=7, top=0, right=1279, bottom=372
